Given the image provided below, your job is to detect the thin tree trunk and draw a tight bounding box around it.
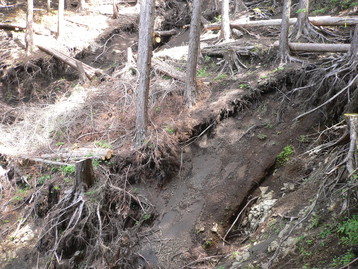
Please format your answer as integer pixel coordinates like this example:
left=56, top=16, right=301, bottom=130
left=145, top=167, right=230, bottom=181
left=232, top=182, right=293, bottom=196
left=279, top=0, right=291, bottom=64
left=134, top=0, right=154, bottom=148
left=185, top=0, right=201, bottom=108
left=221, top=0, right=231, bottom=41
left=349, top=24, right=358, bottom=59
left=296, top=0, right=309, bottom=40
left=47, top=0, right=51, bottom=12
left=57, top=0, right=64, bottom=39
left=25, top=0, right=34, bottom=55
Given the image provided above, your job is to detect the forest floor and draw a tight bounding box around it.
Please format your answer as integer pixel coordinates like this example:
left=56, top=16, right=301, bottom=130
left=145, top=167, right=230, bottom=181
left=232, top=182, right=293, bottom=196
left=0, top=1, right=357, bottom=269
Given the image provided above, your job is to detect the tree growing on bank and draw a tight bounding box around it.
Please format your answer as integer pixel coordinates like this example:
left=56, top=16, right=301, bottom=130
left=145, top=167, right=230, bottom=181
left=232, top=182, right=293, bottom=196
left=26, top=0, right=34, bottom=55
left=134, top=0, right=155, bottom=148
left=221, top=0, right=231, bottom=41
left=57, top=0, right=64, bottom=38
left=278, top=0, right=292, bottom=64
left=185, top=0, right=201, bottom=108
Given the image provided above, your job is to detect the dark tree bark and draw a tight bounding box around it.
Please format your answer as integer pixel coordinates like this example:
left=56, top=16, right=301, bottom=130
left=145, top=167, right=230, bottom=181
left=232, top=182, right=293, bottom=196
left=134, top=0, right=155, bottom=148
left=221, top=0, right=231, bottom=41
left=279, top=0, right=291, bottom=64
left=57, top=0, right=64, bottom=39
left=75, top=159, right=95, bottom=190
left=185, top=0, right=201, bottom=108
left=25, top=0, right=34, bottom=55
left=296, top=0, right=309, bottom=40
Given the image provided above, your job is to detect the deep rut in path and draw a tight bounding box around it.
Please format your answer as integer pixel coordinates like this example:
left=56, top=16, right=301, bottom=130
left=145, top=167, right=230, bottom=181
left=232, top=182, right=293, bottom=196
left=134, top=85, right=320, bottom=268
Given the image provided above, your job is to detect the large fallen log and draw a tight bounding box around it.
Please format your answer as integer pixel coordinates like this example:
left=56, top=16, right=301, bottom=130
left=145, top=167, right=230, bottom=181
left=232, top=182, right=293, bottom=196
left=201, top=41, right=255, bottom=57
left=205, top=16, right=358, bottom=31
left=38, top=45, right=104, bottom=79
left=289, top=43, right=350, bottom=52
left=152, top=58, right=185, bottom=82
left=0, top=23, right=25, bottom=31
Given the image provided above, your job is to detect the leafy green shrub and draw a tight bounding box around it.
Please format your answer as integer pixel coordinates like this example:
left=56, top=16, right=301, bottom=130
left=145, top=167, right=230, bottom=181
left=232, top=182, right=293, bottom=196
left=338, top=215, right=358, bottom=246
left=59, top=165, right=75, bottom=176
left=276, top=145, right=294, bottom=166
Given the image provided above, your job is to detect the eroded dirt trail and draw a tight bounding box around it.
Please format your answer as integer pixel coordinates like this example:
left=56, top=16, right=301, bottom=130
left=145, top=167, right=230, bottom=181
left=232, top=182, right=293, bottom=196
left=136, top=86, right=319, bottom=268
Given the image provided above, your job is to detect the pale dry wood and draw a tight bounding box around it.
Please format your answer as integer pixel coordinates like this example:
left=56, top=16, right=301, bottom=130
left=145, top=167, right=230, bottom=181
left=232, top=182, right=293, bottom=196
left=289, top=43, right=350, bottom=52
left=38, top=45, right=103, bottom=79
left=152, top=58, right=185, bottom=81
left=204, top=16, right=358, bottom=31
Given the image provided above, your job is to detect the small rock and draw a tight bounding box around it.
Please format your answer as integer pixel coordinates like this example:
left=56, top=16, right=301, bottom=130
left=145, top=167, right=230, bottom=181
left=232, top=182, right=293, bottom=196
left=268, top=240, right=279, bottom=253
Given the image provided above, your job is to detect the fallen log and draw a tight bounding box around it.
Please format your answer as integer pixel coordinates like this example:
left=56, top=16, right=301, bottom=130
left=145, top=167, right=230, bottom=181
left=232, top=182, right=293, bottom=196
left=204, top=16, right=358, bottom=31
left=154, top=29, right=177, bottom=37
left=0, top=23, right=25, bottom=31
left=26, top=148, right=113, bottom=162
left=201, top=41, right=255, bottom=57
left=152, top=58, right=185, bottom=82
left=38, top=45, right=104, bottom=79
left=289, top=43, right=350, bottom=52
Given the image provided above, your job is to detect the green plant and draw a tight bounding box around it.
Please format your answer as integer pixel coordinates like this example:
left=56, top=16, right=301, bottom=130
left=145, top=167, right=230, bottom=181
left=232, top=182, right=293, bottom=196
left=95, top=140, right=111, bottom=149
left=296, top=8, right=307, bottom=13
left=265, top=123, right=273, bottom=129
left=197, top=67, right=208, bottom=78
left=164, top=126, right=175, bottom=134
left=257, top=133, right=267, bottom=140
left=60, top=165, right=75, bottom=176
left=142, top=214, right=151, bottom=221
left=215, top=73, right=228, bottom=81
left=308, top=213, right=320, bottom=229
left=54, top=185, right=61, bottom=191
left=203, top=238, right=213, bottom=249
left=276, top=145, right=294, bottom=166
left=332, top=251, right=355, bottom=267
left=63, top=177, right=71, bottom=183
left=214, top=15, right=222, bottom=23
left=55, top=141, right=65, bottom=147
left=299, top=135, right=308, bottom=143
left=337, top=215, right=358, bottom=246
left=38, top=175, right=51, bottom=185
left=239, top=83, right=249, bottom=89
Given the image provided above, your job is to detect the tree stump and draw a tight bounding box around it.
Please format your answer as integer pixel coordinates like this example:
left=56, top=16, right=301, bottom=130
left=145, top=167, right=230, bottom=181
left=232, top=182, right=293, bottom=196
left=75, top=159, right=95, bottom=191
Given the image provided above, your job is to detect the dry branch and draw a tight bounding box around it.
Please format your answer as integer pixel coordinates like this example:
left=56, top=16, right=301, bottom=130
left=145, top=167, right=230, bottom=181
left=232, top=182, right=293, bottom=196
left=289, top=43, right=350, bottom=52
left=154, top=29, right=177, bottom=37
left=204, top=16, right=358, bottom=31
left=38, top=45, right=104, bottom=79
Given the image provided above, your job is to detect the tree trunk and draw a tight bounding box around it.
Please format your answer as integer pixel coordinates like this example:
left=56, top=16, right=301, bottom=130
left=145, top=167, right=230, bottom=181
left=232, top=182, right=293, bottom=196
left=25, top=0, right=34, bottom=55
left=57, top=0, right=64, bottom=39
left=75, top=159, right=95, bottom=191
left=134, top=0, right=155, bottom=148
left=47, top=0, right=51, bottom=12
left=185, top=0, right=201, bottom=108
left=349, top=24, right=358, bottom=59
left=279, top=0, right=291, bottom=64
left=296, top=0, right=309, bottom=40
left=221, top=0, right=231, bottom=41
